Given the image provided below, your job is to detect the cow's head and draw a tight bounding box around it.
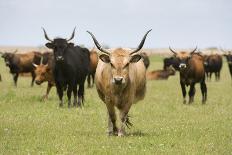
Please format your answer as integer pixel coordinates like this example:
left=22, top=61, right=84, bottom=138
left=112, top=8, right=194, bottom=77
left=87, top=30, right=151, bottom=86
left=42, top=28, right=75, bottom=62
left=169, top=47, right=197, bottom=70
left=1, top=50, right=17, bottom=66
left=222, top=49, right=232, bottom=65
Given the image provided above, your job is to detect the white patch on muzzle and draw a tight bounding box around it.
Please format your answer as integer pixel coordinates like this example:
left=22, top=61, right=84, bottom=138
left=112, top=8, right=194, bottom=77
left=179, top=63, right=187, bottom=69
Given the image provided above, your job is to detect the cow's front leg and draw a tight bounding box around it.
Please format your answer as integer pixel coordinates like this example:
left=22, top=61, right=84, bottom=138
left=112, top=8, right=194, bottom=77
left=13, top=73, right=19, bottom=87
left=118, top=103, right=132, bottom=137
left=106, top=103, right=117, bottom=136
left=180, top=81, right=186, bottom=104
left=67, top=85, right=73, bottom=108
left=189, top=83, right=195, bottom=104
left=56, top=84, right=63, bottom=107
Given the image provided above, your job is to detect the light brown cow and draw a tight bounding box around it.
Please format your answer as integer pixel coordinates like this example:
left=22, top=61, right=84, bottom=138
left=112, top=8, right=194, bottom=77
left=87, top=30, right=151, bottom=136
left=146, top=66, right=175, bottom=80
left=87, top=48, right=99, bottom=88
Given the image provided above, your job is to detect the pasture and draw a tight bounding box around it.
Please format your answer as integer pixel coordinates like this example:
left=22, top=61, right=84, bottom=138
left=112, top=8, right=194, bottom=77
left=0, top=54, right=231, bottom=154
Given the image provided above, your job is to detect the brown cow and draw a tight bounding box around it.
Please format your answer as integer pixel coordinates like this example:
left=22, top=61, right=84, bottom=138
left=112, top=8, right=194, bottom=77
left=87, top=30, right=151, bottom=136
left=146, top=66, right=175, bottom=80
left=1, top=51, right=41, bottom=86
left=33, top=52, right=54, bottom=100
left=169, top=47, right=207, bottom=104
left=87, top=48, right=98, bottom=88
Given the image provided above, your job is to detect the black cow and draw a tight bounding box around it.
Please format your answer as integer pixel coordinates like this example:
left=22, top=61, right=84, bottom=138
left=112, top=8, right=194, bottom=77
left=223, top=51, right=232, bottom=79
left=42, top=28, right=90, bottom=108
left=163, top=56, right=179, bottom=70
left=1, top=50, right=41, bottom=86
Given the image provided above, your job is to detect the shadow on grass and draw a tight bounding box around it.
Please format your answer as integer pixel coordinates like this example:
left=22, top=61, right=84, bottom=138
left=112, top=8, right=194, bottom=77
left=127, top=130, right=148, bottom=137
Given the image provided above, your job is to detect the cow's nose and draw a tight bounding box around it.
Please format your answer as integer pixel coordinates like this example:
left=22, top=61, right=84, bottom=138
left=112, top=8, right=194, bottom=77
left=56, top=56, right=64, bottom=61
left=179, top=63, right=186, bottom=69
left=114, top=77, right=123, bottom=85
left=35, top=80, right=42, bottom=85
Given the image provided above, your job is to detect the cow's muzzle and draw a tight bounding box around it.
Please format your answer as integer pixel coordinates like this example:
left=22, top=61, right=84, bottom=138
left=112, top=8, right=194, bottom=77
left=35, top=80, right=42, bottom=85
left=179, top=63, right=187, bottom=69
left=56, top=56, right=64, bottom=61
left=113, top=76, right=123, bottom=85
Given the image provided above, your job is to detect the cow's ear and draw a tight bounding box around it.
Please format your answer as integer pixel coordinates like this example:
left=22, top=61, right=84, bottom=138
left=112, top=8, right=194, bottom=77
left=99, top=54, right=110, bottom=63
left=68, top=43, right=74, bottom=47
left=130, top=54, right=141, bottom=63
left=45, top=43, right=54, bottom=49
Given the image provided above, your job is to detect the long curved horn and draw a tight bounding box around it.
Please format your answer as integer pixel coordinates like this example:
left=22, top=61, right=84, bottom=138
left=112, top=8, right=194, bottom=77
left=190, top=46, right=198, bottom=54
left=42, top=27, right=53, bottom=42
left=130, top=29, right=152, bottom=55
left=169, top=46, right=177, bottom=55
left=40, top=56, right=43, bottom=65
left=66, top=27, right=76, bottom=41
left=86, top=31, right=110, bottom=55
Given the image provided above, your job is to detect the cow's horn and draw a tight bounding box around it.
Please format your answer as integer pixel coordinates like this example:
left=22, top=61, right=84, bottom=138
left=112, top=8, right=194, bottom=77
left=190, top=46, right=198, bottom=54
left=130, top=29, right=152, bottom=55
left=169, top=46, right=177, bottom=55
left=42, top=27, right=53, bottom=42
left=32, top=63, right=38, bottom=68
left=86, top=31, right=110, bottom=55
left=40, top=56, right=43, bottom=65
left=67, top=27, right=76, bottom=41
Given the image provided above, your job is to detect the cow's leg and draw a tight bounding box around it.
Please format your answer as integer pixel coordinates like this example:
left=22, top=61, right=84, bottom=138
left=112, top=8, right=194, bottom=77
left=77, top=83, right=85, bottom=107
left=31, top=71, right=36, bottom=87
left=56, top=84, right=63, bottom=107
left=13, top=73, right=19, bottom=87
left=200, top=80, right=207, bottom=104
left=188, top=83, right=195, bottom=104
left=180, top=81, right=187, bottom=104
left=106, top=103, right=117, bottom=136
left=91, top=73, right=95, bottom=87
left=209, top=72, right=212, bottom=81
left=118, top=104, right=132, bottom=137
left=73, top=85, right=78, bottom=107
left=87, top=74, right=91, bottom=88
left=42, top=82, right=53, bottom=101
left=67, top=84, right=73, bottom=108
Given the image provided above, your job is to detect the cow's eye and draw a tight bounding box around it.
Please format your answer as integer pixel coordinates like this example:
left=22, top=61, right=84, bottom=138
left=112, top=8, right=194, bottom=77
left=110, top=63, right=115, bottom=68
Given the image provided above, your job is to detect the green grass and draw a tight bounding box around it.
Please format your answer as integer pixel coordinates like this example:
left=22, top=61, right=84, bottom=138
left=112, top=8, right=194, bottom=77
left=0, top=56, right=232, bottom=154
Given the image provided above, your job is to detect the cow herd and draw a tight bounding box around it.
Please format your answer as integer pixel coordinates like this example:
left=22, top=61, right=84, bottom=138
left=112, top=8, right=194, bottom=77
left=0, top=28, right=232, bottom=136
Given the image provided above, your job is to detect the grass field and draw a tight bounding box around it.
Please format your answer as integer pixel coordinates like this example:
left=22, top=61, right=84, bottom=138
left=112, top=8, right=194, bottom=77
left=0, top=55, right=232, bottom=154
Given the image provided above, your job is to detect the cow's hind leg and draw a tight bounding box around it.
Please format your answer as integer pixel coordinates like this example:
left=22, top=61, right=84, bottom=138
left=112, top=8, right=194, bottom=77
left=200, top=80, right=207, bottom=104
left=180, top=81, right=187, bottom=104
left=77, top=83, right=85, bottom=107
left=188, top=83, right=196, bottom=104
left=87, top=74, right=91, bottom=88
left=73, top=85, right=78, bottom=107
left=13, top=73, right=19, bottom=87
left=106, top=104, right=117, bottom=136
left=31, top=71, right=36, bottom=87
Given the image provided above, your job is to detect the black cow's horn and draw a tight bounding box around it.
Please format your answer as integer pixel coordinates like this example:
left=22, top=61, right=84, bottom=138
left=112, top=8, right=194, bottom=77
left=42, top=27, right=53, bottom=42
left=130, top=29, right=152, bottom=55
left=169, top=46, right=177, bottom=55
left=190, top=46, right=197, bottom=54
left=86, top=31, right=110, bottom=55
left=66, top=27, right=76, bottom=41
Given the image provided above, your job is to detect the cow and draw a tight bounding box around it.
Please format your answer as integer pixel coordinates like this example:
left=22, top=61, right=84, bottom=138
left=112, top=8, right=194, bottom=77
left=222, top=50, right=232, bottom=79
left=141, top=52, right=150, bottom=69
left=163, top=56, right=179, bottom=70
left=33, top=52, right=55, bottom=100
left=169, top=47, right=207, bottom=104
left=42, top=28, right=90, bottom=108
left=146, top=66, right=175, bottom=80
left=87, top=48, right=98, bottom=88
left=203, top=54, right=223, bottom=81
left=87, top=29, right=151, bottom=136
left=1, top=50, right=41, bottom=86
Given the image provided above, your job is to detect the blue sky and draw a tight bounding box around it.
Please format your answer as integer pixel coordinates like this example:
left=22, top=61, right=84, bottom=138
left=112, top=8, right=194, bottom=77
left=0, top=0, right=231, bottom=48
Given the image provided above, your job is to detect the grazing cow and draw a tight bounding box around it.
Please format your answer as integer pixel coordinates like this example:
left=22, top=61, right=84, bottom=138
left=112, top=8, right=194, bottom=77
left=42, top=28, right=90, bottom=108
left=203, top=54, right=223, bottom=81
left=169, top=47, right=207, bottom=104
left=1, top=50, right=41, bottom=86
left=222, top=51, right=232, bottom=79
left=146, top=66, right=175, bottom=80
left=87, top=29, right=151, bottom=136
left=33, top=52, right=55, bottom=100
left=87, top=48, right=98, bottom=88
left=141, top=52, right=150, bottom=69
left=163, top=56, right=179, bottom=70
